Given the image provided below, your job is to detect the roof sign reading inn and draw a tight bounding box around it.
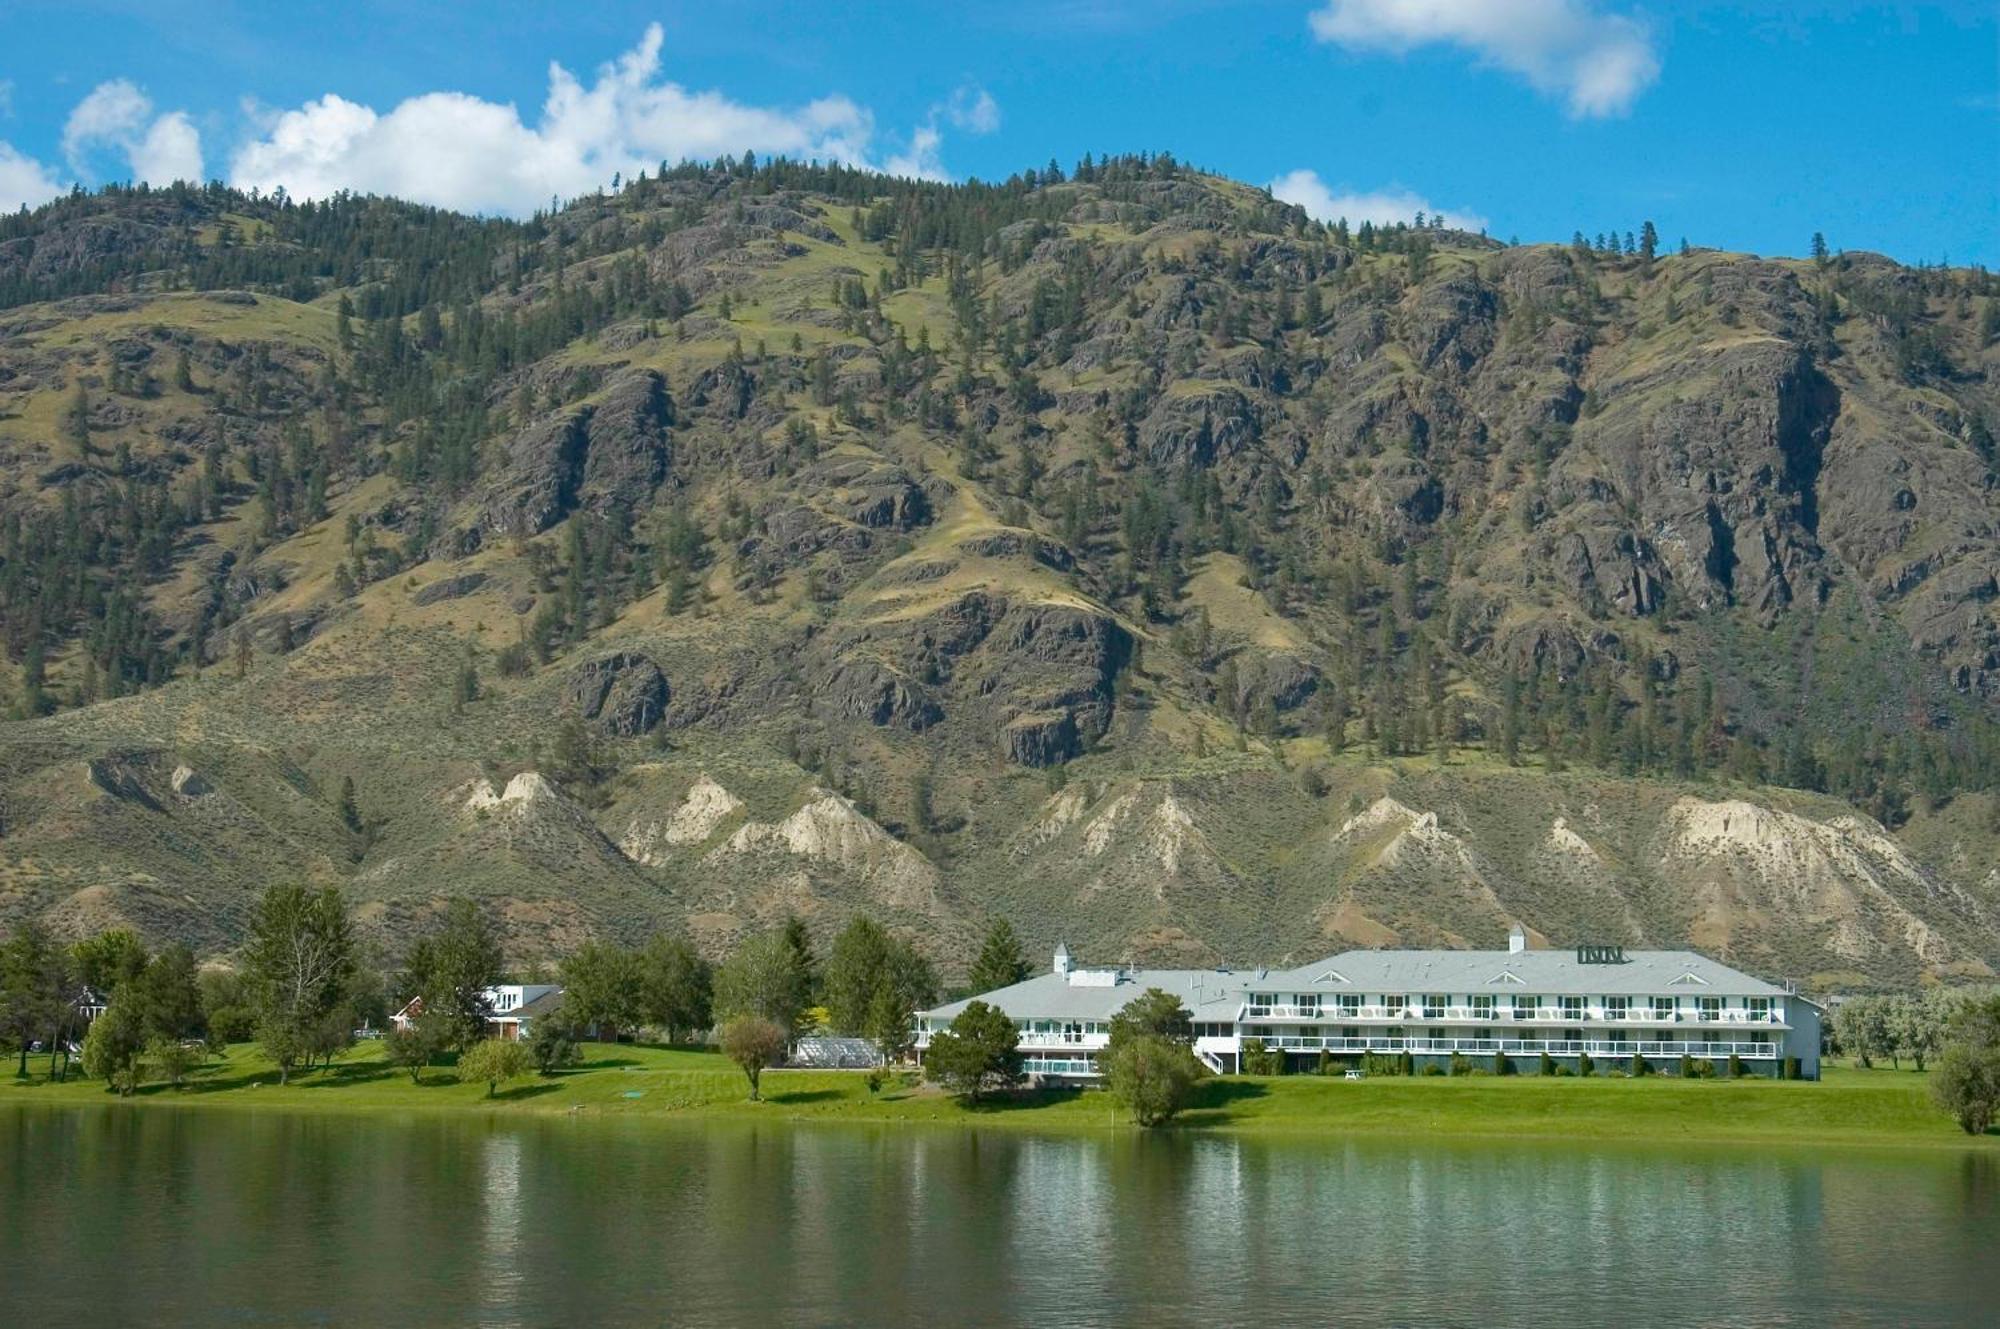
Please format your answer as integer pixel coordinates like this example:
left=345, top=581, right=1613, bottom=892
left=1575, top=944, right=1628, bottom=965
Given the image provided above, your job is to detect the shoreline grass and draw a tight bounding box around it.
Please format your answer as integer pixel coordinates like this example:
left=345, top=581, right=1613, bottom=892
left=3, top=1043, right=1992, bottom=1151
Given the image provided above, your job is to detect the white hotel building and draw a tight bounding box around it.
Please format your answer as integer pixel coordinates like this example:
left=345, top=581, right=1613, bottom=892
left=916, top=926, right=1822, bottom=1080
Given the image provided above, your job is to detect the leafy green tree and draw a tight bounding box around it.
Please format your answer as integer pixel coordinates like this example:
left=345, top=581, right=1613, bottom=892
left=148, top=1037, right=202, bottom=1088
left=1106, top=988, right=1194, bottom=1053
left=405, top=898, right=502, bottom=1050
left=126, top=943, right=204, bottom=1045
left=1928, top=990, right=2000, bottom=1134
left=197, top=969, right=258, bottom=1045
left=385, top=1021, right=440, bottom=1084
left=719, top=1015, right=787, bottom=1100
left=70, top=930, right=148, bottom=997
left=558, top=941, right=641, bottom=1040
left=1887, top=992, right=1943, bottom=1072
left=1103, top=1033, right=1205, bottom=1126
left=246, top=885, right=355, bottom=1084
left=1834, top=996, right=1887, bottom=1068
left=528, top=1018, right=582, bottom=1075
left=81, top=1003, right=146, bottom=1095
left=924, top=1000, right=1022, bottom=1101
left=1931, top=1042, right=2000, bottom=1136
left=967, top=918, right=1030, bottom=994
left=715, top=931, right=812, bottom=1033
left=824, top=918, right=936, bottom=1057
left=457, top=1038, right=529, bottom=1098
left=637, top=934, right=712, bottom=1042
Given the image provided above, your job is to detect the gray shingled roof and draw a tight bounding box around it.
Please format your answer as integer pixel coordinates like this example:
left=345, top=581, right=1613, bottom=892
left=503, top=989, right=566, bottom=1020
left=923, top=968, right=1253, bottom=1023
left=1267, top=949, right=1791, bottom=998
left=921, top=947, right=1789, bottom=1023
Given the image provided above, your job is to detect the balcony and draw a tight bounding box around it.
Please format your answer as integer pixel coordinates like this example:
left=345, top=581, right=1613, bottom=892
left=1015, top=1030, right=1106, bottom=1050
left=1248, top=1034, right=1779, bottom=1059
left=1249, top=1005, right=1788, bottom=1029
left=1023, top=1057, right=1096, bottom=1076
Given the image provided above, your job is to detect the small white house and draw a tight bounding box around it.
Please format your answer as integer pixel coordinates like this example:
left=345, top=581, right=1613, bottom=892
left=390, top=984, right=562, bottom=1042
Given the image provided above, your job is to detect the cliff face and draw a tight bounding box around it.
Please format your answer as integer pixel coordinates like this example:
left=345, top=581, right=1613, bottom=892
left=0, top=166, right=1995, bottom=986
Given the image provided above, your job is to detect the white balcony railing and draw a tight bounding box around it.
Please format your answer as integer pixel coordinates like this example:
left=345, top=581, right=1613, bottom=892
left=1247, top=1035, right=1779, bottom=1059
left=1245, top=1005, right=1787, bottom=1028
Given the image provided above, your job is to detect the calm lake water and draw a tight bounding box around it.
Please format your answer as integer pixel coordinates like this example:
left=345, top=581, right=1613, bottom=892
left=0, top=1106, right=1993, bottom=1327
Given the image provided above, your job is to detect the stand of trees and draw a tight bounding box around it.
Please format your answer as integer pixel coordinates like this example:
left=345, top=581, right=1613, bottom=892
left=1929, top=993, right=2000, bottom=1135
left=1830, top=989, right=1993, bottom=1071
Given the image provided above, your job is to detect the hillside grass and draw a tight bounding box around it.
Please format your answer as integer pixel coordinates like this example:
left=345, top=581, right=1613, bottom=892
left=2, top=1042, right=1989, bottom=1150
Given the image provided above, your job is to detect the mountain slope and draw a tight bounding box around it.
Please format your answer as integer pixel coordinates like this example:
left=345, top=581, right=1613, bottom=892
left=0, top=160, right=1996, bottom=987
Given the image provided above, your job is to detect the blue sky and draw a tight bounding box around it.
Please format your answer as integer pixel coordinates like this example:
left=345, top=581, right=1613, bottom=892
left=3, top=1, right=1994, bottom=263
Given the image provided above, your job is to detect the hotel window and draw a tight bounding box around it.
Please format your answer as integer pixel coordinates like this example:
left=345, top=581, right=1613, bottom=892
left=1295, top=994, right=1320, bottom=1014
left=1560, top=996, right=1584, bottom=1020
left=1339, top=994, right=1362, bottom=1015
left=1747, top=998, right=1771, bottom=1021
left=1699, top=997, right=1722, bottom=1020
left=1470, top=995, right=1494, bottom=1017
left=1653, top=997, right=1675, bottom=1020
left=1513, top=995, right=1537, bottom=1019
left=1383, top=994, right=1406, bottom=1016
left=1604, top=996, right=1629, bottom=1020
left=1422, top=994, right=1445, bottom=1019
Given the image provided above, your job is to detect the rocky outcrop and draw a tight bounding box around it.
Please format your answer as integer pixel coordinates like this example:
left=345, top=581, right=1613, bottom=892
left=1140, top=386, right=1258, bottom=466
left=807, top=590, right=1129, bottom=763
left=412, top=572, right=488, bottom=606
left=579, top=369, right=675, bottom=509
left=564, top=653, right=669, bottom=735
left=816, top=659, right=942, bottom=730
left=1586, top=343, right=1835, bottom=620
left=481, top=369, right=672, bottom=537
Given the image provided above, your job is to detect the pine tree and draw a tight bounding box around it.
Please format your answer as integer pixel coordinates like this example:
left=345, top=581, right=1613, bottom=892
left=968, top=919, right=1030, bottom=994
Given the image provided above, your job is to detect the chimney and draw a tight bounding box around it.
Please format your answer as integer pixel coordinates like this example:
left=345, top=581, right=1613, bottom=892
left=1053, top=941, right=1073, bottom=977
left=1508, top=923, right=1527, bottom=954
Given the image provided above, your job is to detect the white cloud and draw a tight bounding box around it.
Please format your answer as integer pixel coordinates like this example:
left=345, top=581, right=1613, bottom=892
left=1308, top=0, right=1660, bottom=117
left=62, top=79, right=204, bottom=184
left=1270, top=168, right=1487, bottom=231
left=946, top=85, right=1001, bottom=135
left=230, top=24, right=968, bottom=213
left=885, top=125, right=948, bottom=183
left=0, top=141, right=65, bottom=213
left=884, top=84, right=999, bottom=183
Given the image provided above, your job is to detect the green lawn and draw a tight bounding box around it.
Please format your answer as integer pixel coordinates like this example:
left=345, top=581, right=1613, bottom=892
left=1, top=1044, right=1989, bottom=1150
